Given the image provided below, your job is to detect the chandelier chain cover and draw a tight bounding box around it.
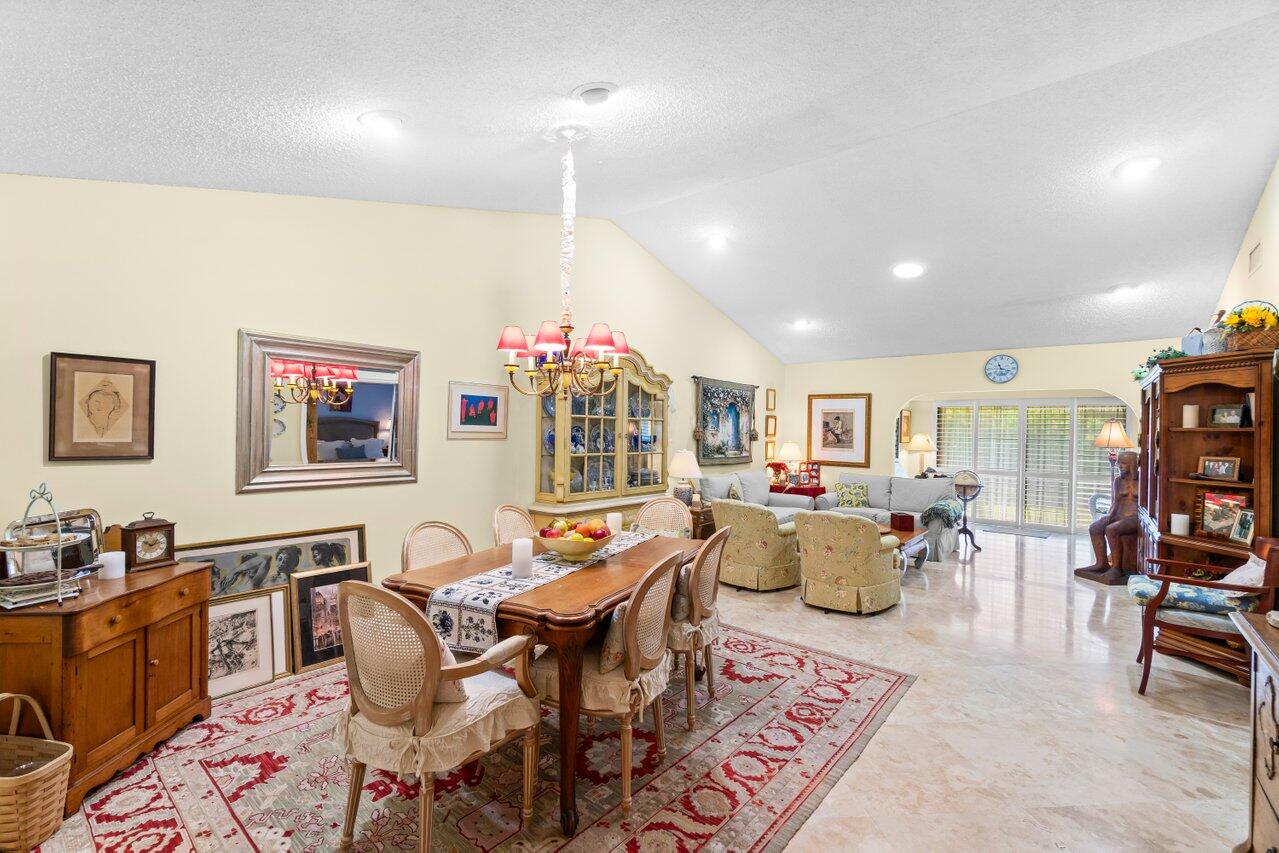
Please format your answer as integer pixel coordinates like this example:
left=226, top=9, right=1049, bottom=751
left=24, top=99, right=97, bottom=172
left=496, top=134, right=629, bottom=399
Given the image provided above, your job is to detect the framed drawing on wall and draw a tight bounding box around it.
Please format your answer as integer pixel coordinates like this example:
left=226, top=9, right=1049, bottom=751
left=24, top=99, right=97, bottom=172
left=765, top=414, right=777, bottom=437
left=207, top=590, right=277, bottom=698
left=693, top=376, right=757, bottom=466
left=447, top=380, right=509, bottom=439
left=766, top=388, right=776, bottom=412
left=807, top=393, right=871, bottom=468
left=48, top=352, right=156, bottom=460
left=899, top=409, right=912, bottom=443
left=290, top=561, right=371, bottom=674
left=175, top=524, right=367, bottom=599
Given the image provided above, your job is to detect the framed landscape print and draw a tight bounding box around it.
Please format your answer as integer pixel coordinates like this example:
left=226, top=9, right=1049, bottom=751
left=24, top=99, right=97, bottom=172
left=207, top=590, right=276, bottom=698
left=176, top=524, right=367, bottom=599
left=808, top=393, right=871, bottom=467
left=290, top=561, right=371, bottom=673
left=48, top=352, right=155, bottom=460
left=448, top=381, right=508, bottom=439
left=693, top=376, right=757, bottom=466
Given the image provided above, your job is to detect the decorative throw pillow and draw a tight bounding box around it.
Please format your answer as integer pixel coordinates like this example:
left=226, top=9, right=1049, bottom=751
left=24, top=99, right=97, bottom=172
left=1222, top=553, right=1267, bottom=599
left=727, top=481, right=743, bottom=501
left=599, top=601, right=629, bottom=673
left=435, top=638, right=468, bottom=702
left=834, top=481, right=869, bottom=508
left=336, top=443, right=368, bottom=460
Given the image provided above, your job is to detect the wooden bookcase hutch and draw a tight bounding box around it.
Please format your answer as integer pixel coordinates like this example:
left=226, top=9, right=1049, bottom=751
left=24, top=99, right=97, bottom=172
left=1138, top=349, right=1275, bottom=566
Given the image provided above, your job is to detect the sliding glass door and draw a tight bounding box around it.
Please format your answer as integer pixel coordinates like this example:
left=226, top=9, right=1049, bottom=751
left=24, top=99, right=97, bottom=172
left=933, top=398, right=1130, bottom=532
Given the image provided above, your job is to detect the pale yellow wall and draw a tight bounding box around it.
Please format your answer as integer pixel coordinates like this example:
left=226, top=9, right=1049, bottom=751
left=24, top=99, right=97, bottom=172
left=1219, top=158, right=1279, bottom=312
left=782, top=338, right=1174, bottom=480
left=2, top=174, right=784, bottom=579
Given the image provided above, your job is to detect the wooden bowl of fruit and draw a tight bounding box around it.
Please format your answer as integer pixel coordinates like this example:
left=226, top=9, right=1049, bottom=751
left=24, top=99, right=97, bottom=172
left=536, top=517, right=615, bottom=561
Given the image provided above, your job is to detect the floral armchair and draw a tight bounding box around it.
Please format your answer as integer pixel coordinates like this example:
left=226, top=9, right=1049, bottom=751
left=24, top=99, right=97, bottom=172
left=793, top=510, right=902, bottom=614
left=1129, top=537, right=1279, bottom=694
left=710, top=499, right=800, bottom=590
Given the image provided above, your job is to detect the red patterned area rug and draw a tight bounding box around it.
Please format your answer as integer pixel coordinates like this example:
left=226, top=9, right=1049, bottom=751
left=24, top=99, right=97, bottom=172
left=43, top=625, right=911, bottom=852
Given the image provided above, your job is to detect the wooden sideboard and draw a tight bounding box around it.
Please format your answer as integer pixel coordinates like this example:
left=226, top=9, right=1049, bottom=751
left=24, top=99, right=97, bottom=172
left=1232, top=612, right=1279, bottom=852
left=0, top=562, right=212, bottom=814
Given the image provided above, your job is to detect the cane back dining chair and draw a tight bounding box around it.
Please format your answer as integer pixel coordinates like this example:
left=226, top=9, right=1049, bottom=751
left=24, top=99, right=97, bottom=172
left=529, top=552, right=681, bottom=816
left=668, top=526, right=730, bottom=730
left=402, top=521, right=473, bottom=571
left=493, top=504, right=536, bottom=547
left=1130, top=537, right=1279, bottom=694
left=632, top=496, right=694, bottom=538
left=334, top=581, right=539, bottom=851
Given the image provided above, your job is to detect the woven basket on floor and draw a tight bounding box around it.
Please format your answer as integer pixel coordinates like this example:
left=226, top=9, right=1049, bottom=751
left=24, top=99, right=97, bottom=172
left=0, top=693, right=73, bottom=852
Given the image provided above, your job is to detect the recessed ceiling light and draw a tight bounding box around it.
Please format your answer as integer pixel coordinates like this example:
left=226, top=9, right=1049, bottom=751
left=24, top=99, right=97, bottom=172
left=570, top=81, right=619, bottom=106
left=892, top=261, right=926, bottom=279
left=1114, top=156, right=1162, bottom=182
left=357, top=110, right=405, bottom=138
left=706, top=232, right=728, bottom=251
left=792, top=319, right=815, bottom=330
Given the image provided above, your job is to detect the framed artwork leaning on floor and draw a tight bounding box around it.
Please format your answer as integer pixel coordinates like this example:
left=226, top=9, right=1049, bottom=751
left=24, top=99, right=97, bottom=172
left=290, top=561, right=371, bottom=674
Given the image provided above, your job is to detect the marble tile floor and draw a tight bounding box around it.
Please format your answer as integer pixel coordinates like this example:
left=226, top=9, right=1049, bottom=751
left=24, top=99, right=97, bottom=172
left=715, top=531, right=1250, bottom=852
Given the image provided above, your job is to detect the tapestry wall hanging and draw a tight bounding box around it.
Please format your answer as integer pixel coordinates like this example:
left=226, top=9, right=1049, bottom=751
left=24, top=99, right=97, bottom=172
left=693, top=376, right=757, bottom=466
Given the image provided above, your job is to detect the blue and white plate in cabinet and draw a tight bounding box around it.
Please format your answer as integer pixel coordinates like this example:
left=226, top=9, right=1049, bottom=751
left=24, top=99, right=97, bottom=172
left=984, top=354, right=1018, bottom=384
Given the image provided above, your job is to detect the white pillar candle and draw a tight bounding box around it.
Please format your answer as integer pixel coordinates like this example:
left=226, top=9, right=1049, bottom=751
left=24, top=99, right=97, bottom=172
left=1170, top=513, right=1191, bottom=536
left=99, top=551, right=126, bottom=580
left=606, top=512, right=624, bottom=535
left=1182, top=405, right=1200, bottom=429
left=511, top=538, right=533, bottom=579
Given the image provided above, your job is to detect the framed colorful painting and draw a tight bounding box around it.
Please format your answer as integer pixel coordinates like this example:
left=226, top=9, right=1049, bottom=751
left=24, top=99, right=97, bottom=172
left=290, top=561, right=371, bottom=674
left=807, top=393, right=871, bottom=468
left=175, top=524, right=367, bottom=599
left=693, top=376, right=757, bottom=466
left=448, top=381, right=508, bottom=439
left=48, top=352, right=155, bottom=460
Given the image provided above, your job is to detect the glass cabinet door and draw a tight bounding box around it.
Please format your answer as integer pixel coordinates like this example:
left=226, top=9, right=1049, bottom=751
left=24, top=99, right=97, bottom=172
left=624, top=378, right=665, bottom=493
left=565, top=391, right=618, bottom=497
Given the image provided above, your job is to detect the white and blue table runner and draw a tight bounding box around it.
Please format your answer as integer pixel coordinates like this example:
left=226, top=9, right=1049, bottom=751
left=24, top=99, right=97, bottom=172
left=427, top=530, right=655, bottom=654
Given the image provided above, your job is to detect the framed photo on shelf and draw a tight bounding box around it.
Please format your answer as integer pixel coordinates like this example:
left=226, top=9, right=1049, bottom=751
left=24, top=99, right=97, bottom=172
left=1231, top=509, right=1257, bottom=546
left=48, top=352, right=156, bottom=461
left=1198, top=491, right=1249, bottom=539
left=176, top=525, right=367, bottom=599
left=207, top=590, right=277, bottom=698
left=447, top=381, right=509, bottom=440
left=766, top=388, right=776, bottom=412
left=765, top=414, right=777, bottom=437
left=807, top=393, right=871, bottom=467
left=290, top=561, right=371, bottom=674
left=1209, top=404, right=1244, bottom=427
left=1197, top=456, right=1241, bottom=481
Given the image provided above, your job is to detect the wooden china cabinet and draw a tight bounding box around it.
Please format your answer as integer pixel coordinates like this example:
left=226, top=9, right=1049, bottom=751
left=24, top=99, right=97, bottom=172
left=529, top=351, right=672, bottom=527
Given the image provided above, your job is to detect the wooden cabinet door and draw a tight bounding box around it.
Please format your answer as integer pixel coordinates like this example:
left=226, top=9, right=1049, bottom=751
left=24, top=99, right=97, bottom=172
left=69, top=629, right=146, bottom=775
left=146, top=605, right=203, bottom=727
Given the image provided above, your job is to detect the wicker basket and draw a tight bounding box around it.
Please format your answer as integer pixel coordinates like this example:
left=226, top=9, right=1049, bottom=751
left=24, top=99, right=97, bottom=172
left=0, top=694, right=73, bottom=852
left=1201, top=327, right=1229, bottom=354
left=1226, top=327, right=1279, bottom=351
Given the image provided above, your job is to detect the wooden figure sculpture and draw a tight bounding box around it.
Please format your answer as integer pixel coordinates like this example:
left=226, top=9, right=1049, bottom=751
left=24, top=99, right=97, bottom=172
left=1075, top=450, right=1140, bottom=585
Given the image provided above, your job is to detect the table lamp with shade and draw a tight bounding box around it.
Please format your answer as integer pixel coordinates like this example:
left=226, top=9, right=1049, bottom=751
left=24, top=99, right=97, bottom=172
left=668, top=449, right=702, bottom=506
left=906, top=433, right=935, bottom=476
left=776, top=440, right=804, bottom=485
left=1094, top=419, right=1135, bottom=478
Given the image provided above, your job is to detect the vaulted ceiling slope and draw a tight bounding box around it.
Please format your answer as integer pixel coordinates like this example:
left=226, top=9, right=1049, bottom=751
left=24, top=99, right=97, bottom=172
left=3, top=2, right=1278, bottom=362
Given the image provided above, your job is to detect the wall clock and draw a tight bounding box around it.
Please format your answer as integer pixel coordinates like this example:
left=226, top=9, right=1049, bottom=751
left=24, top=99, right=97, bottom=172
left=984, top=354, right=1018, bottom=384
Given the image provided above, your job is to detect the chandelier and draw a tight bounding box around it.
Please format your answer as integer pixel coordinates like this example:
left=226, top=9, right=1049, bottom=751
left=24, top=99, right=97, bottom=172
left=271, top=358, right=357, bottom=406
left=496, top=130, right=629, bottom=398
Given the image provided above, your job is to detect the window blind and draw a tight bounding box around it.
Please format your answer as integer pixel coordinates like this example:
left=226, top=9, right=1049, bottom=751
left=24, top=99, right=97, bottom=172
left=1023, top=405, right=1072, bottom=528
left=935, top=405, right=974, bottom=472
left=974, top=405, right=1019, bottom=521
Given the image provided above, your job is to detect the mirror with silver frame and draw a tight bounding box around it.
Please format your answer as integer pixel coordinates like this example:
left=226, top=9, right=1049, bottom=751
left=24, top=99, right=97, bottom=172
left=237, top=330, right=420, bottom=492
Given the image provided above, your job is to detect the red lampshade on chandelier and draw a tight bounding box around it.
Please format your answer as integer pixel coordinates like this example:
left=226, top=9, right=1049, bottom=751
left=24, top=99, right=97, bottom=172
left=271, top=358, right=357, bottom=406
left=497, top=129, right=628, bottom=398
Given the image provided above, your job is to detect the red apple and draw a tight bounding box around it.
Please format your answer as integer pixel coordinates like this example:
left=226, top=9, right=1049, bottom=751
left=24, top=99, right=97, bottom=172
left=544, top=528, right=562, bottom=539
left=538, top=527, right=553, bottom=537
left=591, top=527, right=610, bottom=540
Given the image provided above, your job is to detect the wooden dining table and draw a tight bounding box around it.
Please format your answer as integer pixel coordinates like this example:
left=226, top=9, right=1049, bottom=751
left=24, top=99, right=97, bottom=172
left=380, top=534, right=699, bottom=836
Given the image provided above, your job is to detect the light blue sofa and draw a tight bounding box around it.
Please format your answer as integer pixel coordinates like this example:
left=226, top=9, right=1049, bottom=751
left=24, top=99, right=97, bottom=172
left=694, top=470, right=814, bottom=524
left=814, top=473, right=959, bottom=562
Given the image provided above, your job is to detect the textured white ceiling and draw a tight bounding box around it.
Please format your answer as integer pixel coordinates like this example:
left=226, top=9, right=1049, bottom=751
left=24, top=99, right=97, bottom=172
left=3, top=1, right=1278, bottom=361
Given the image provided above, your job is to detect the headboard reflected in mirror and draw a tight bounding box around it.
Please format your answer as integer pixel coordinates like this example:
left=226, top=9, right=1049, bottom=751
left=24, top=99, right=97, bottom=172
left=236, top=329, right=419, bottom=492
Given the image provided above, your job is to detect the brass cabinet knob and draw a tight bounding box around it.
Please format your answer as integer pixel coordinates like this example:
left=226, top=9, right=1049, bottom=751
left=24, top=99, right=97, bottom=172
left=109, top=614, right=122, bottom=626
left=178, top=588, right=189, bottom=597
left=149, top=659, right=159, bottom=667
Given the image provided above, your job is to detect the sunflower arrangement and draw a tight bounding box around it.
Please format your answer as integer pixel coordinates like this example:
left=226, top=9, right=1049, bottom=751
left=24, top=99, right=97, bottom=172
left=1222, top=304, right=1279, bottom=332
